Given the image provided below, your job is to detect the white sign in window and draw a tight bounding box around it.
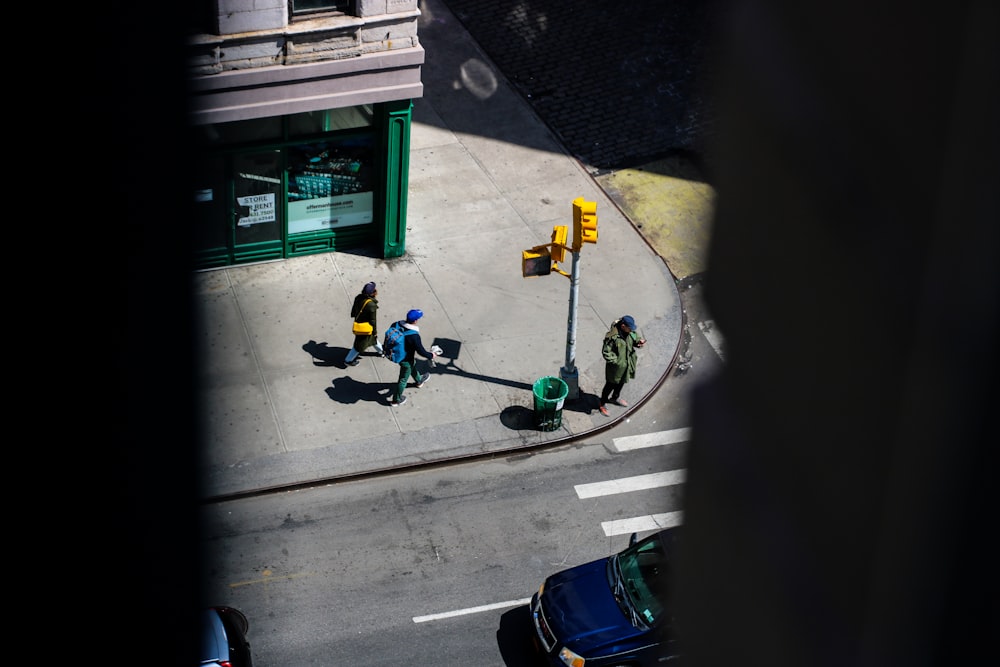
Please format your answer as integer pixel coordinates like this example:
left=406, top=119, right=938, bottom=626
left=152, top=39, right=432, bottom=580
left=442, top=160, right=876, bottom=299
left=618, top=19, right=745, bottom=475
left=236, top=193, right=276, bottom=227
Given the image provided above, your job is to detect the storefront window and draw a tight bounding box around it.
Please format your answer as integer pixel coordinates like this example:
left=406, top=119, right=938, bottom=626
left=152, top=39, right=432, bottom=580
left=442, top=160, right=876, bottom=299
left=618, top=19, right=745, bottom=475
left=199, top=117, right=283, bottom=147
left=232, top=150, right=284, bottom=253
left=288, top=106, right=373, bottom=137
left=286, top=135, right=375, bottom=234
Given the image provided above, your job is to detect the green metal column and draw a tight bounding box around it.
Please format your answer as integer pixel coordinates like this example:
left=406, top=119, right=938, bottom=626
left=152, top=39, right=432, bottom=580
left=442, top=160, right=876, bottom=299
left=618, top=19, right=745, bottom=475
left=380, top=99, right=413, bottom=258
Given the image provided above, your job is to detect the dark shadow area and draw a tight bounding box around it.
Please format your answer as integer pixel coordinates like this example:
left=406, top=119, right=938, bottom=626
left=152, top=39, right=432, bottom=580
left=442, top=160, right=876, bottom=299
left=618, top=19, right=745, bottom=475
left=430, top=336, right=462, bottom=361
left=304, top=340, right=389, bottom=368
left=562, top=391, right=600, bottom=414
left=311, top=332, right=561, bottom=411
left=116, top=3, right=203, bottom=666
left=496, top=604, right=545, bottom=666
left=427, top=336, right=610, bottom=429
left=325, top=376, right=400, bottom=406
left=499, top=405, right=534, bottom=430
left=303, top=339, right=345, bottom=366
left=438, top=0, right=719, bottom=174
left=500, top=392, right=603, bottom=431
left=427, top=361, right=531, bottom=390
left=673, top=2, right=999, bottom=666
left=416, top=12, right=561, bottom=159
left=426, top=336, right=534, bottom=393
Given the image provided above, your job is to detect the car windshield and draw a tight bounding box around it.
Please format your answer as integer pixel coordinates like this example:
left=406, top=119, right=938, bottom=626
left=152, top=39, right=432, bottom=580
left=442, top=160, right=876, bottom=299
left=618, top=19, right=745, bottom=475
left=613, top=534, right=667, bottom=626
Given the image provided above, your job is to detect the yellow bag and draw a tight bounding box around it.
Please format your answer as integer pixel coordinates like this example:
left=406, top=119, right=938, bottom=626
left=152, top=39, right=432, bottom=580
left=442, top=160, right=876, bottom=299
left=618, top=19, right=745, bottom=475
left=352, top=297, right=374, bottom=336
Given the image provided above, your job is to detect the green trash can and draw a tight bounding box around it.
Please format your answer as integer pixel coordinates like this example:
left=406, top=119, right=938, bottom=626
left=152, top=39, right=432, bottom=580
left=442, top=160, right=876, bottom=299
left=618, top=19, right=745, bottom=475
left=533, top=376, right=569, bottom=431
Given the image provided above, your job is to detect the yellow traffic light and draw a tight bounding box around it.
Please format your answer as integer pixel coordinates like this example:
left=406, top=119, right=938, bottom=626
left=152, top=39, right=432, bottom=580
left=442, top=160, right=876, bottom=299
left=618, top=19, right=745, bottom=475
left=572, top=197, right=598, bottom=248
left=551, top=225, right=568, bottom=263
left=522, top=248, right=552, bottom=277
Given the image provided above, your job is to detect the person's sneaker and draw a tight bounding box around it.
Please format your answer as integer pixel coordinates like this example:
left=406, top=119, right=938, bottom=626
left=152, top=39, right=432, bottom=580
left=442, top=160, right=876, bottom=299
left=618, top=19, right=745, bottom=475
left=390, top=395, right=408, bottom=406
left=346, top=359, right=360, bottom=367
left=598, top=405, right=610, bottom=417
left=613, top=398, right=629, bottom=407
left=415, top=374, right=429, bottom=388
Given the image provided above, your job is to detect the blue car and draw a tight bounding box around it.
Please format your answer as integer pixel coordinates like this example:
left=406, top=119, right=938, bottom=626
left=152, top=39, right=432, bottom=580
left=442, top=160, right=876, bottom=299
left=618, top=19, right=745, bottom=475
left=201, top=606, right=253, bottom=667
left=530, top=528, right=680, bottom=666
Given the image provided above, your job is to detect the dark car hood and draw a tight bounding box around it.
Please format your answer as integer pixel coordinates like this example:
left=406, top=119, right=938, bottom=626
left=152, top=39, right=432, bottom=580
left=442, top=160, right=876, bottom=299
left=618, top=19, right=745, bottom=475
left=543, top=557, right=642, bottom=653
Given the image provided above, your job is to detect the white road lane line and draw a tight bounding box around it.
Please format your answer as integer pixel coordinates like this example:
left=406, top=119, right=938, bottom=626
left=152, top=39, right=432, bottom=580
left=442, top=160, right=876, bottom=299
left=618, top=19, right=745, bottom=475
left=601, top=512, right=684, bottom=537
left=612, top=428, right=691, bottom=452
left=413, top=598, right=532, bottom=623
left=575, top=470, right=686, bottom=499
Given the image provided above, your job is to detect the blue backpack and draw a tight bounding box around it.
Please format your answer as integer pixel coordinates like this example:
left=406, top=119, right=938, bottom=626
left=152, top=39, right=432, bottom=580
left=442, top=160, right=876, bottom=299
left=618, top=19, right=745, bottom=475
left=383, top=321, right=415, bottom=363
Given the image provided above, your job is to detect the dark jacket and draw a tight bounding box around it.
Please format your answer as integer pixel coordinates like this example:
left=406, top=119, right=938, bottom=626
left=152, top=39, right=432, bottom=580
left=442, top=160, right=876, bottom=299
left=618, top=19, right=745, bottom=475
left=351, top=293, right=379, bottom=336
left=401, top=323, right=433, bottom=363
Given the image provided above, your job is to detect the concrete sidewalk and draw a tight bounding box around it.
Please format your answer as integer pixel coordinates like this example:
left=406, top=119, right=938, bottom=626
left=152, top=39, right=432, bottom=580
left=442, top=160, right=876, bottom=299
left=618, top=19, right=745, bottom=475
left=194, top=0, right=690, bottom=501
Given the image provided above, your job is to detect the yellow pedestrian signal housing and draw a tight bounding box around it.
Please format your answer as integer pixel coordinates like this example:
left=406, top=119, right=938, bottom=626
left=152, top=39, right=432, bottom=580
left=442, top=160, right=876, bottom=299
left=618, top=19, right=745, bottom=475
left=522, top=248, right=552, bottom=277
left=572, top=197, right=598, bottom=248
left=551, top=225, right=568, bottom=263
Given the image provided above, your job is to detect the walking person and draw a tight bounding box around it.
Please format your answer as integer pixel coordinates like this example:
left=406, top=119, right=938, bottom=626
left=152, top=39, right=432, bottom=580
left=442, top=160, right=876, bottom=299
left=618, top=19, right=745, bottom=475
left=598, top=315, right=646, bottom=416
left=345, top=281, right=383, bottom=366
left=385, top=309, right=437, bottom=406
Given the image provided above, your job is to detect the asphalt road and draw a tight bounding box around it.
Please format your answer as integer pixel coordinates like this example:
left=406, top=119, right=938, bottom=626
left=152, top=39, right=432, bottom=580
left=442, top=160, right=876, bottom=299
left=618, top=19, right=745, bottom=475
left=199, top=430, right=686, bottom=665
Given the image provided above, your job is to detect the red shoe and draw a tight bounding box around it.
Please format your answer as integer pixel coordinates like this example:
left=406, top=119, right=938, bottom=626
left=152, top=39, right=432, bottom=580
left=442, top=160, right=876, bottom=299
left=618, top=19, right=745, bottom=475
left=598, top=405, right=610, bottom=417
left=613, top=398, right=629, bottom=407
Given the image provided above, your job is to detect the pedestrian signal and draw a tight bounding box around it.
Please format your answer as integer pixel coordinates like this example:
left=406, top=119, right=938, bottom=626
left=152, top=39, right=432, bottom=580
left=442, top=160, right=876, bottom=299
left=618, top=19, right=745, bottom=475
left=551, top=225, right=568, bottom=263
left=572, top=197, right=598, bottom=248
left=522, top=248, right=552, bottom=277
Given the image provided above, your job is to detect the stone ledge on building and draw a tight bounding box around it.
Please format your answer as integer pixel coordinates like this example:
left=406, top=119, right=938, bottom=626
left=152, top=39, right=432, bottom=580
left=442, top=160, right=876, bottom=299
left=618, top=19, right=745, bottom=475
left=189, top=8, right=420, bottom=75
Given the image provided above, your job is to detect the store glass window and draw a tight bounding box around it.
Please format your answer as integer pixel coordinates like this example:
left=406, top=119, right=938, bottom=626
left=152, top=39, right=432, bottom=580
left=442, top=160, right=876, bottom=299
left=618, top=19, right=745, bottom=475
left=288, top=106, right=374, bottom=137
left=198, top=117, right=283, bottom=147
left=286, top=134, right=375, bottom=234
left=233, top=150, right=283, bottom=247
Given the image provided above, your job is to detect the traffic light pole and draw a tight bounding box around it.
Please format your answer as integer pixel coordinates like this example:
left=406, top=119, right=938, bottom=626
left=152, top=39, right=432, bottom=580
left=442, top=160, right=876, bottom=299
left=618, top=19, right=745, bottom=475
left=522, top=197, right=595, bottom=400
left=559, top=249, right=581, bottom=400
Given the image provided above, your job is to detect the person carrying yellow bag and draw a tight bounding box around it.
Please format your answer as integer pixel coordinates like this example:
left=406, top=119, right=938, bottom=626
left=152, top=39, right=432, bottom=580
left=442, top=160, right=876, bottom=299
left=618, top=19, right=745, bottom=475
left=345, top=281, right=383, bottom=366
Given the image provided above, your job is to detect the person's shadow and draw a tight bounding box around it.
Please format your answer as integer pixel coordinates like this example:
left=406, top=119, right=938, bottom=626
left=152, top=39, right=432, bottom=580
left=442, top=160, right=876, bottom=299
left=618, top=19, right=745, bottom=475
left=303, top=340, right=350, bottom=367
left=324, top=376, right=396, bottom=405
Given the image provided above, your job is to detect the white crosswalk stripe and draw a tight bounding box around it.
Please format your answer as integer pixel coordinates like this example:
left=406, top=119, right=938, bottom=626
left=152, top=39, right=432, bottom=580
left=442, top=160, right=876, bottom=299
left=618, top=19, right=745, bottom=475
left=601, top=512, right=684, bottom=537
left=612, top=427, right=691, bottom=452
left=575, top=470, right=686, bottom=498
left=578, top=428, right=693, bottom=537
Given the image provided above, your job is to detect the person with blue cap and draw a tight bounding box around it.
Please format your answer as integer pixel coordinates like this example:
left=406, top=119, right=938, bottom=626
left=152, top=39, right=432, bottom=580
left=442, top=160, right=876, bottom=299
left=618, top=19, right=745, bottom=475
left=598, top=315, right=646, bottom=416
left=388, top=308, right=437, bottom=406
left=345, top=281, right=382, bottom=366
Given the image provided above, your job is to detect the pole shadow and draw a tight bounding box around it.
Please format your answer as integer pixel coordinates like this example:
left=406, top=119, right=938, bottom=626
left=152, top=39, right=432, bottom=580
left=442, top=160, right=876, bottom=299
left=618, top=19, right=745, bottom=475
left=427, top=337, right=534, bottom=392
left=562, top=392, right=602, bottom=414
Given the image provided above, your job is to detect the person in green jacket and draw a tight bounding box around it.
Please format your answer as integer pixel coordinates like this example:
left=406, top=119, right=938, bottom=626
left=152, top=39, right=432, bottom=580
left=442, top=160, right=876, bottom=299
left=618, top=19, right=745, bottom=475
left=345, top=281, right=383, bottom=366
left=599, top=315, right=645, bottom=416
